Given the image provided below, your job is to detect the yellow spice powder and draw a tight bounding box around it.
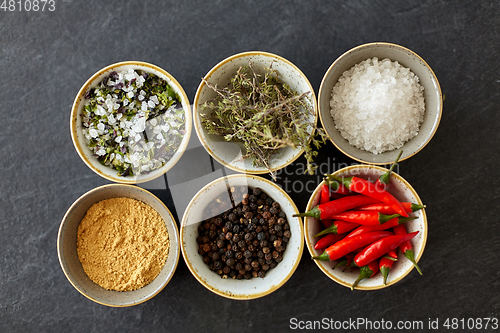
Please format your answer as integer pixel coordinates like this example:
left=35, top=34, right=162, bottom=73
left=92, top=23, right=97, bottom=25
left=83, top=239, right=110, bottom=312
left=77, top=197, right=169, bottom=291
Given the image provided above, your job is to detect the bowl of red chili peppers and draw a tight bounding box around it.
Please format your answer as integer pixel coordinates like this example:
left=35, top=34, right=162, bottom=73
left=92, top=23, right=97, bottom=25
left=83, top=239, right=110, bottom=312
left=299, top=163, right=427, bottom=290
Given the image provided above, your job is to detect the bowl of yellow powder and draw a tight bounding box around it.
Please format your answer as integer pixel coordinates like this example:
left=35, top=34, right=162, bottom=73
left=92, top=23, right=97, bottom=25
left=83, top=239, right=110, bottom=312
left=58, top=184, right=180, bottom=307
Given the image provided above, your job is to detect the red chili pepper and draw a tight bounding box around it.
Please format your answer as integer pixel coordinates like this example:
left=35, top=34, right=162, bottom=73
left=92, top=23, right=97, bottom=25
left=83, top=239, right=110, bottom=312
left=314, top=220, right=359, bottom=237
left=386, top=249, right=398, bottom=260
left=319, top=184, right=334, bottom=228
left=330, top=175, right=409, bottom=217
left=325, top=178, right=351, bottom=195
left=312, top=231, right=392, bottom=261
left=314, top=233, right=345, bottom=250
left=293, top=195, right=380, bottom=220
left=331, top=211, right=400, bottom=226
left=345, top=216, right=416, bottom=238
left=374, top=150, right=403, bottom=191
left=357, top=202, right=425, bottom=215
left=352, top=260, right=379, bottom=290
left=379, top=256, right=395, bottom=285
left=354, top=231, right=419, bottom=267
left=393, top=224, right=423, bottom=275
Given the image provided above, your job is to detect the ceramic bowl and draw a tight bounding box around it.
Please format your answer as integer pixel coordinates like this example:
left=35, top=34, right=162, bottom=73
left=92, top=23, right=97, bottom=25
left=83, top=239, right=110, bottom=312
left=181, top=174, right=303, bottom=299
left=57, top=184, right=180, bottom=307
left=70, top=61, right=192, bottom=184
left=193, top=51, right=317, bottom=175
left=304, top=165, right=427, bottom=290
left=318, top=42, right=442, bottom=164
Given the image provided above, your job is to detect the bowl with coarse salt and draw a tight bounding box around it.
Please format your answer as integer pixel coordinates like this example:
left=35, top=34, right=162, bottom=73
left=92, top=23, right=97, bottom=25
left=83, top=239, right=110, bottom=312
left=318, top=42, right=442, bottom=164
left=71, top=61, right=192, bottom=184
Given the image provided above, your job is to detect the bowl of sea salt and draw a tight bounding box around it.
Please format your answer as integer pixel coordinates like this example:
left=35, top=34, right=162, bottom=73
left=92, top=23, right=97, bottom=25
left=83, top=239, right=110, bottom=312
left=318, top=42, right=442, bottom=164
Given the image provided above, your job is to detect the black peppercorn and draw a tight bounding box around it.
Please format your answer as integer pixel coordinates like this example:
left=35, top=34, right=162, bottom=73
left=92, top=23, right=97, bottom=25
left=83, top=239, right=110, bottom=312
left=197, top=186, right=289, bottom=280
left=202, top=244, right=210, bottom=253
left=244, top=233, right=253, bottom=242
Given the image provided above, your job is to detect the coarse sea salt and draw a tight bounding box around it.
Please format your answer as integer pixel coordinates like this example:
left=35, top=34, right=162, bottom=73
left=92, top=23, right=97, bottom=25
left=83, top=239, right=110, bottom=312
left=330, top=57, right=425, bottom=154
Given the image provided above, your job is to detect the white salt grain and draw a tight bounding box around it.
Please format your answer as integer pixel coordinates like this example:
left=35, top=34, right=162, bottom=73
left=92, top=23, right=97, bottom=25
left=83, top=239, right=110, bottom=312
left=330, top=57, right=425, bottom=154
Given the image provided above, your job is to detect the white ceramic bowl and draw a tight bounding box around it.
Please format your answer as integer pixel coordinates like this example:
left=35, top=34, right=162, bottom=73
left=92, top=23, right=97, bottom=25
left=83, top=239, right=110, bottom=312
left=318, top=42, right=442, bottom=164
left=70, top=61, right=192, bottom=184
left=193, top=51, right=317, bottom=175
left=58, top=184, right=180, bottom=306
left=304, top=165, right=427, bottom=290
left=181, top=174, right=303, bottom=299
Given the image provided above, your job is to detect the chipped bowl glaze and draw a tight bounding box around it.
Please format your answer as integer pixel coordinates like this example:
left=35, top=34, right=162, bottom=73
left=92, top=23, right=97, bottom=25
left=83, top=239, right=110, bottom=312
left=70, top=61, right=192, bottom=184
left=181, top=174, right=303, bottom=299
left=304, top=165, right=427, bottom=290
left=318, top=42, right=442, bottom=164
left=193, top=51, right=317, bottom=174
left=57, top=184, right=180, bottom=307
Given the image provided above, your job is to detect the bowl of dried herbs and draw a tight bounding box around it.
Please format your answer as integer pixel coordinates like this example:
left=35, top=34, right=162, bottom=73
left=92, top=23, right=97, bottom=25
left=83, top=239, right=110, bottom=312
left=71, top=61, right=192, bottom=184
left=194, top=52, right=327, bottom=180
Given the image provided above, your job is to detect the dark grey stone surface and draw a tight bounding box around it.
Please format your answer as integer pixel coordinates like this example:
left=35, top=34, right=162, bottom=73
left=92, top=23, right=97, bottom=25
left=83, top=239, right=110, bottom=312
left=1, top=0, right=499, bottom=332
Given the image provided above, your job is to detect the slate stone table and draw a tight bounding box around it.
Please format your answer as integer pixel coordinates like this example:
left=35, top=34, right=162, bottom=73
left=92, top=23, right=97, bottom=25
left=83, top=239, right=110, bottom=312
left=1, top=1, right=499, bottom=332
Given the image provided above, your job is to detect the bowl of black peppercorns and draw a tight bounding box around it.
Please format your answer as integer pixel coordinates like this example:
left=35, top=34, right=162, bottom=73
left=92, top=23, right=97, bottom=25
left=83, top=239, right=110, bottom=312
left=180, top=174, right=304, bottom=300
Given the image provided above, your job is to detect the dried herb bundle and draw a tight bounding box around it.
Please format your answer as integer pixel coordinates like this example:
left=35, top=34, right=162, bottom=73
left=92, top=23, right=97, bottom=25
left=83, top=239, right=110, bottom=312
left=201, top=62, right=327, bottom=179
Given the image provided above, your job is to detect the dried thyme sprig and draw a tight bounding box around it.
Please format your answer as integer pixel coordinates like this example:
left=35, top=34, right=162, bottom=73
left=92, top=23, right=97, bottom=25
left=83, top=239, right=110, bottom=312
left=200, top=62, right=328, bottom=179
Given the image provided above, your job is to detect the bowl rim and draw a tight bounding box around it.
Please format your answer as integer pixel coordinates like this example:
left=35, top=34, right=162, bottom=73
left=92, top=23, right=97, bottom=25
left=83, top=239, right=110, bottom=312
left=180, top=173, right=304, bottom=300
left=304, top=164, right=428, bottom=290
left=193, top=51, right=318, bottom=174
left=70, top=60, right=193, bottom=184
left=57, top=183, right=180, bottom=307
left=318, top=42, right=443, bottom=165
